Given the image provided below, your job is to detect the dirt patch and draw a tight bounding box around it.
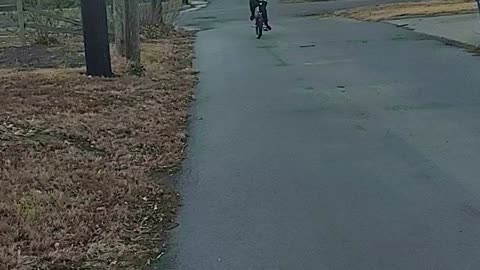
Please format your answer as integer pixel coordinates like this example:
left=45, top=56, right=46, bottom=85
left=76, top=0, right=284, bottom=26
left=0, top=30, right=197, bottom=270
left=334, top=0, right=476, bottom=21
left=0, top=43, right=84, bottom=69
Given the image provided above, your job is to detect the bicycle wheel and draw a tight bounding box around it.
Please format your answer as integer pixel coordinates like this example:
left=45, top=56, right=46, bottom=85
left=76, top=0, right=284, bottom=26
left=255, top=15, right=263, bottom=39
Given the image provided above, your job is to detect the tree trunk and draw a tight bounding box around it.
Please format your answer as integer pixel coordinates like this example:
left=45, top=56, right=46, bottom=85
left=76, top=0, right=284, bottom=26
left=109, top=0, right=113, bottom=15
left=80, top=0, right=113, bottom=77
left=150, top=0, right=163, bottom=25
left=16, top=0, right=26, bottom=46
left=124, top=0, right=140, bottom=64
left=113, top=0, right=125, bottom=56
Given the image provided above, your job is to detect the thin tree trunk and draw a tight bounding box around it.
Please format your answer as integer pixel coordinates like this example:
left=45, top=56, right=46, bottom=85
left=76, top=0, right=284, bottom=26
left=125, top=0, right=140, bottom=64
left=16, top=0, right=26, bottom=46
left=109, top=0, right=113, bottom=18
left=113, top=0, right=125, bottom=56
left=150, top=0, right=163, bottom=25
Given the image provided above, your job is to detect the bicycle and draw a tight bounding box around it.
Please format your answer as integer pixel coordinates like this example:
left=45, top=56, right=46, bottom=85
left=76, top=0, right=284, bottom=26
left=255, top=0, right=267, bottom=39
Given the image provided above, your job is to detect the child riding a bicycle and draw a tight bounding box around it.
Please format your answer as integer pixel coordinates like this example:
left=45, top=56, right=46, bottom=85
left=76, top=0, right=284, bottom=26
left=249, top=0, right=272, bottom=30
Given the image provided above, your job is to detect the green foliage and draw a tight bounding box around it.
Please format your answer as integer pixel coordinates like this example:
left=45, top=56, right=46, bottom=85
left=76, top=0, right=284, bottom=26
left=33, top=32, right=58, bottom=45
left=142, top=24, right=173, bottom=39
left=15, top=196, right=41, bottom=221
left=128, top=61, right=146, bottom=76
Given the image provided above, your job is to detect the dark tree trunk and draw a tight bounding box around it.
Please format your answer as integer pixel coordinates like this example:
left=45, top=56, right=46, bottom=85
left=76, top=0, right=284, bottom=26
left=80, top=0, right=113, bottom=77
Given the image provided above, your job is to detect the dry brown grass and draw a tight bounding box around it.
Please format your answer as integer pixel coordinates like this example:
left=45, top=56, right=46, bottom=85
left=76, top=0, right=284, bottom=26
left=334, top=0, right=476, bottom=21
left=280, top=0, right=330, bottom=3
left=0, top=30, right=196, bottom=270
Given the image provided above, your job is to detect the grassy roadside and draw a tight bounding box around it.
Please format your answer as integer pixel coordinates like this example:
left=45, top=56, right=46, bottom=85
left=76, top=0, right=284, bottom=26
left=0, top=30, right=196, bottom=270
left=334, top=0, right=476, bottom=21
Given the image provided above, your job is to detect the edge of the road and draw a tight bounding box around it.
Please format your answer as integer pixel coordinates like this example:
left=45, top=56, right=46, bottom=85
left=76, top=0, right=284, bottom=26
left=174, top=0, right=210, bottom=30
left=181, top=0, right=209, bottom=13
left=383, top=21, right=480, bottom=54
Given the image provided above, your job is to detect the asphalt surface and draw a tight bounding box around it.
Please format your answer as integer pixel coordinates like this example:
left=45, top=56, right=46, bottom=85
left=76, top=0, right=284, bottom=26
left=157, top=0, right=480, bottom=269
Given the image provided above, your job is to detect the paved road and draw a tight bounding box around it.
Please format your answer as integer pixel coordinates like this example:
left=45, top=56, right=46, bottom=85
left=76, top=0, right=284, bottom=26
left=157, top=0, right=480, bottom=269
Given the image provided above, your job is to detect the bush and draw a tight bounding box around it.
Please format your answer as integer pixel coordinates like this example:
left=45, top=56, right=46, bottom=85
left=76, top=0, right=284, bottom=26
left=142, top=24, right=173, bottom=39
